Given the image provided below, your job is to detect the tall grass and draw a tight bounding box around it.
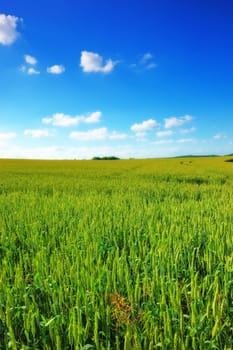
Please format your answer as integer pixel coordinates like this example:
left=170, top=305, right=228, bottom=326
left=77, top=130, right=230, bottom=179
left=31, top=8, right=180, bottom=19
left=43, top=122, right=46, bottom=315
left=0, top=157, right=233, bottom=349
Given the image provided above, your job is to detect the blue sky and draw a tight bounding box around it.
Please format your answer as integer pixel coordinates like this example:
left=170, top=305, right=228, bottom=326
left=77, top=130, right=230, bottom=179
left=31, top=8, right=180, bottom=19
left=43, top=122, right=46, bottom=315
left=0, top=0, right=233, bottom=159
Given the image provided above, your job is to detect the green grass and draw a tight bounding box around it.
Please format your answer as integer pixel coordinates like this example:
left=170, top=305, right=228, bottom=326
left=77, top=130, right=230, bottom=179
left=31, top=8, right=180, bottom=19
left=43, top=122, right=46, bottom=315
left=0, top=157, right=233, bottom=349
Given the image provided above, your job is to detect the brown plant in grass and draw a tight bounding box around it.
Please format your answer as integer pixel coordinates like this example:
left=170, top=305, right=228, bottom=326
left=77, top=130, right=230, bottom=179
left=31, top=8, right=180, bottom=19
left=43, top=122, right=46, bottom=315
left=111, top=292, right=142, bottom=326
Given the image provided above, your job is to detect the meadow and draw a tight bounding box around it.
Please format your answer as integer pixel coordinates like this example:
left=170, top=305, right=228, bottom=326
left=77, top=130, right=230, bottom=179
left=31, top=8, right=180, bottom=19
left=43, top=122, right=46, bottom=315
left=0, top=156, right=233, bottom=349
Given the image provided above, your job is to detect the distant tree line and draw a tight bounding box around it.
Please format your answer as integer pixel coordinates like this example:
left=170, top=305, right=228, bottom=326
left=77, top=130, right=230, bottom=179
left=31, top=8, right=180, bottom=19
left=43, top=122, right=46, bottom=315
left=92, top=156, right=120, bottom=160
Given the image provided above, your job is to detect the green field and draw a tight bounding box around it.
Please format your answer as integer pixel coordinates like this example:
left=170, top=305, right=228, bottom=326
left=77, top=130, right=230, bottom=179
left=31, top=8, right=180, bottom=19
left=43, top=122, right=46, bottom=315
left=0, top=157, right=233, bottom=349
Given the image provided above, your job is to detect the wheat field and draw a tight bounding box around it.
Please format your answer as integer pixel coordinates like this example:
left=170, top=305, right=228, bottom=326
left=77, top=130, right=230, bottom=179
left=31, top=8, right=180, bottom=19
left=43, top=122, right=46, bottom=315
left=0, top=157, right=233, bottom=349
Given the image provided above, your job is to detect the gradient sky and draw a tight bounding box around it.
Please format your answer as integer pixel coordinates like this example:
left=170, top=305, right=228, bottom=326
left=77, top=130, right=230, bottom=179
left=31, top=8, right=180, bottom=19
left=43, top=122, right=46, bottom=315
left=0, top=0, right=233, bottom=159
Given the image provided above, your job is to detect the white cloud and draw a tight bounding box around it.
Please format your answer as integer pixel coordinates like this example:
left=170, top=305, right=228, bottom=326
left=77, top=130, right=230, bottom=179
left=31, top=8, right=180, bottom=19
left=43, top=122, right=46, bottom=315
left=131, top=119, right=159, bottom=133
left=43, top=113, right=83, bottom=127
left=24, top=129, right=52, bottom=138
left=108, top=131, right=129, bottom=140
left=156, top=130, right=174, bottom=137
left=141, top=52, right=153, bottom=63
left=0, top=14, right=21, bottom=45
left=19, top=65, right=26, bottom=73
left=164, top=115, right=193, bottom=129
left=180, top=127, right=196, bottom=134
left=176, top=138, right=195, bottom=143
left=70, top=127, right=108, bottom=141
left=42, top=111, right=102, bottom=127
left=70, top=127, right=129, bottom=142
left=141, top=53, right=157, bottom=69
left=28, top=67, right=40, bottom=75
left=80, top=51, right=117, bottom=73
left=213, top=133, right=227, bottom=140
left=47, top=65, right=65, bottom=74
left=85, top=111, right=102, bottom=123
left=19, top=66, right=40, bottom=75
left=131, top=52, right=157, bottom=70
left=24, top=55, right=37, bottom=65
left=0, top=132, right=16, bottom=142
left=145, top=62, right=157, bottom=69
left=152, top=139, right=173, bottom=145
left=135, top=131, right=147, bottom=138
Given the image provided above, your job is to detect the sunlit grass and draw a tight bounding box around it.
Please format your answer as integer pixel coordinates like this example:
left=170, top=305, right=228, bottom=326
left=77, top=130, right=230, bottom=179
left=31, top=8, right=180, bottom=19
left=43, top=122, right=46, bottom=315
left=0, top=157, right=233, bottom=349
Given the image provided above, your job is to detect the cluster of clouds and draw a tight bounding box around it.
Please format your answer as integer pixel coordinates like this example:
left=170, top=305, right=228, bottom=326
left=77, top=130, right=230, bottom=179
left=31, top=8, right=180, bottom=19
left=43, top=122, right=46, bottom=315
left=20, top=54, right=65, bottom=75
left=130, top=115, right=196, bottom=140
left=20, top=55, right=40, bottom=75
left=23, top=111, right=129, bottom=141
left=2, top=111, right=230, bottom=150
left=0, top=113, right=196, bottom=142
left=1, top=13, right=156, bottom=75
left=1, top=111, right=232, bottom=159
left=19, top=50, right=157, bottom=76
left=1, top=13, right=231, bottom=158
left=19, top=113, right=197, bottom=142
